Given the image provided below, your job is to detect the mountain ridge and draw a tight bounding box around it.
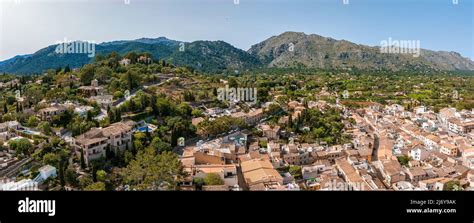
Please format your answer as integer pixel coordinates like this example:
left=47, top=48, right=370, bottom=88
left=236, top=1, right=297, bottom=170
left=248, top=31, right=474, bottom=71
left=1, top=32, right=473, bottom=74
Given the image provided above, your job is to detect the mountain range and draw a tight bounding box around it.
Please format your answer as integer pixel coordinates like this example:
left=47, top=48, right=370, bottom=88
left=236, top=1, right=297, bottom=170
left=1, top=31, right=473, bottom=74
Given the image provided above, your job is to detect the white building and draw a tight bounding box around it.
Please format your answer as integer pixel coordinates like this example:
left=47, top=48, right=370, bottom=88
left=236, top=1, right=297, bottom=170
left=1, top=179, right=38, bottom=191
left=90, top=95, right=114, bottom=109
left=39, top=165, right=57, bottom=180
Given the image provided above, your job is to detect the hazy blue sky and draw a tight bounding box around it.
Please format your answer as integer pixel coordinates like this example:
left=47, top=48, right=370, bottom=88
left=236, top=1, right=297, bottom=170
left=0, top=0, right=473, bottom=60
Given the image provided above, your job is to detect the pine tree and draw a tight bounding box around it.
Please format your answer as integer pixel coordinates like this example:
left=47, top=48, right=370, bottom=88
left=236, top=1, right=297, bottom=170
left=170, top=127, right=178, bottom=147
left=91, top=164, right=97, bottom=182
left=115, top=109, right=122, bottom=122
left=86, top=110, right=93, bottom=121
left=80, top=149, right=86, bottom=169
left=59, top=160, right=65, bottom=188
left=288, top=114, right=293, bottom=131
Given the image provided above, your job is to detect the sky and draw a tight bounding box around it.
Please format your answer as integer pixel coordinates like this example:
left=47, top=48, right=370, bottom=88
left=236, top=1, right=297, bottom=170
left=0, top=0, right=473, bottom=61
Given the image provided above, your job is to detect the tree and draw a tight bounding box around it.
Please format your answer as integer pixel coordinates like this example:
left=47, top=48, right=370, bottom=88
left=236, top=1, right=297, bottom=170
left=445, top=180, right=463, bottom=191
left=397, top=155, right=411, bottom=167
left=79, top=175, right=93, bottom=189
left=65, top=167, right=79, bottom=187
left=193, top=178, right=205, bottom=190
left=114, top=91, right=124, bottom=99
left=93, top=66, right=112, bottom=84
left=228, top=78, right=238, bottom=88
left=42, top=153, right=60, bottom=167
left=122, top=149, right=132, bottom=163
left=84, top=182, right=106, bottom=191
left=150, top=137, right=171, bottom=153
left=58, top=160, right=66, bottom=188
left=288, top=114, right=293, bottom=130
left=80, top=149, right=86, bottom=169
left=9, top=138, right=33, bottom=156
left=177, top=103, right=192, bottom=117
left=122, top=148, right=184, bottom=190
left=107, top=108, right=122, bottom=123
left=122, top=69, right=141, bottom=91
left=183, top=91, right=195, bottom=102
left=16, top=102, right=20, bottom=113
left=289, top=165, right=302, bottom=179
left=38, top=121, right=52, bottom=135
left=133, top=136, right=145, bottom=151
left=204, top=173, right=224, bottom=185
left=79, top=64, right=96, bottom=85
left=191, top=109, right=203, bottom=118
left=27, top=116, right=39, bottom=127
left=125, top=52, right=138, bottom=63
left=155, top=97, right=173, bottom=116
left=86, top=110, right=93, bottom=122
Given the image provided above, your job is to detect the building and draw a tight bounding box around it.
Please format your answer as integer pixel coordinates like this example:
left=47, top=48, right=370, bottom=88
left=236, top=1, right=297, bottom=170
left=335, top=158, right=370, bottom=190
left=462, top=148, right=474, bottom=169
left=38, top=165, right=57, bottom=180
left=119, top=58, right=131, bottom=66
left=180, top=147, right=239, bottom=190
left=240, top=158, right=283, bottom=190
left=245, top=108, right=264, bottom=125
left=302, top=160, right=331, bottom=180
left=374, top=159, right=404, bottom=187
left=468, top=170, right=474, bottom=188
left=137, top=55, right=152, bottom=64
left=405, top=167, right=429, bottom=184
left=283, top=153, right=300, bottom=165
left=0, top=121, right=20, bottom=132
left=38, top=105, right=67, bottom=121
left=0, top=121, right=20, bottom=141
left=377, top=135, right=394, bottom=160
left=266, top=142, right=280, bottom=154
left=440, top=143, right=458, bottom=157
left=447, top=118, right=474, bottom=135
left=90, top=95, right=114, bottom=109
left=409, top=148, right=430, bottom=162
left=438, top=108, right=457, bottom=128
left=193, top=164, right=238, bottom=189
left=261, top=124, right=280, bottom=140
left=78, top=79, right=103, bottom=97
left=418, top=177, right=450, bottom=191
left=1, top=179, right=38, bottom=191
left=193, top=149, right=226, bottom=165
left=74, top=105, right=94, bottom=117
left=420, top=134, right=440, bottom=149
left=74, top=122, right=133, bottom=165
